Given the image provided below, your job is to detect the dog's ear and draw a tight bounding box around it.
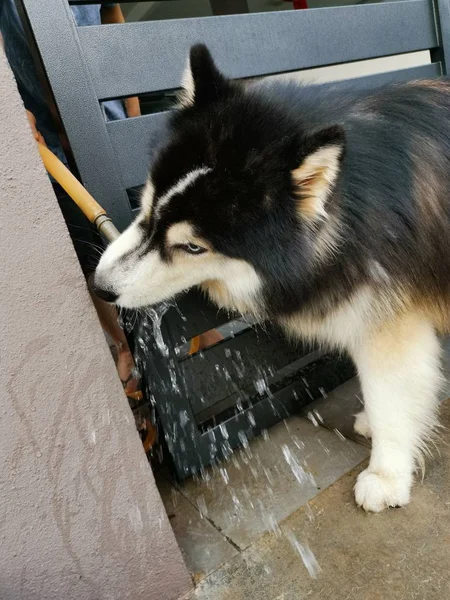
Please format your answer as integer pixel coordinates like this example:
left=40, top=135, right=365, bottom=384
left=179, top=44, right=230, bottom=108
left=292, top=125, right=345, bottom=222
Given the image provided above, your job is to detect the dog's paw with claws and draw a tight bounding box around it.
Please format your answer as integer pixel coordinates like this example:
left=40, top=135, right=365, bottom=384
left=354, top=469, right=411, bottom=512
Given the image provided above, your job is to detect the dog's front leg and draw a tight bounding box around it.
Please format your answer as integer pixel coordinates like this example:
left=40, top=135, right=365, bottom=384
left=351, top=313, right=441, bottom=512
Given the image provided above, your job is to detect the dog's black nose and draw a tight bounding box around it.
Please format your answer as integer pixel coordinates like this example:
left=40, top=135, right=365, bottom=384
left=94, top=287, right=119, bottom=303
left=88, top=274, right=118, bottom=303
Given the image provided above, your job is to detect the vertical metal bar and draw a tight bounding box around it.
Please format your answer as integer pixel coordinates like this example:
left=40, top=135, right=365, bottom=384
left=432, top=0, right=450, bottom=74
left=18, top=0, right=133, bottom=230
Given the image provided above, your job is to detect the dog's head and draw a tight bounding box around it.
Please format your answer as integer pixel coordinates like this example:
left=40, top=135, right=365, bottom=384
left=93, top=45, right=345, bottom=317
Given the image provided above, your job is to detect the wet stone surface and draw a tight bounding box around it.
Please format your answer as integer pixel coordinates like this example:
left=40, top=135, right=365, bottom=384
left=181, top=398, right=450, bottom=600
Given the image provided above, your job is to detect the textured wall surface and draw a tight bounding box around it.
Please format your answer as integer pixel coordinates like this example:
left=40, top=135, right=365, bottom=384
left=0, top=50, right=191, bottom=600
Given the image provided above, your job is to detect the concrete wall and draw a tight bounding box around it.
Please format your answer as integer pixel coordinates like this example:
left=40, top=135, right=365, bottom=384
left=0, top=49, right=191, bottom=600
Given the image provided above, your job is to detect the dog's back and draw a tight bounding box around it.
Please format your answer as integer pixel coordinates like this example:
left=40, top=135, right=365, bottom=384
left=257, top=78, right=450, bottom=333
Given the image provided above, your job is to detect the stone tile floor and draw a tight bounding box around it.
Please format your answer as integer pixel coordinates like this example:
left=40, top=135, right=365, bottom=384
left=157, top=341, right=450, bottom=599
left=157, top=392, right=369, bottom=584
left=176, top=396, right=450, bottom=599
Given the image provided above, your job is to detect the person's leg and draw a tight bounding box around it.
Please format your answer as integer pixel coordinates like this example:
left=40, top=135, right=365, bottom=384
left=90, top=293, right=139, bottom=393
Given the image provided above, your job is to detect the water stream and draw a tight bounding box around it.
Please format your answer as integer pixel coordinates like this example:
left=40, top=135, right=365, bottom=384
left=126, top=302, right=343, bottom=579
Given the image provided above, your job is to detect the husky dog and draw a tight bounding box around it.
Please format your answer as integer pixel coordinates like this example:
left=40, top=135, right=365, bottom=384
left=93, top=45, right=450, bottom=512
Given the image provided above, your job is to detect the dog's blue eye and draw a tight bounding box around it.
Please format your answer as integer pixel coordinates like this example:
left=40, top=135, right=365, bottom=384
left=180, top=243, right=207, bottom=255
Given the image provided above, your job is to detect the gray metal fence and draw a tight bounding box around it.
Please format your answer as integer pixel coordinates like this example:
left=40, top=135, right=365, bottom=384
left=18, top=0, right=450, bottom=477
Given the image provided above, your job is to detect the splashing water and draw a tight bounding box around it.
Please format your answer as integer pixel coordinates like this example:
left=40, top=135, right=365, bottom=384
left=254, top=377, right=268, bottom=396
left=306, top=411, right=319, bottom=427
left=281, top=445, right=316, bottom=488
left=168, top=359, right=181, bottom=395
left=262, top=429, right=270, bottom=442
left=238, top=430, right=250, bottom=449
left=179, top=410, right=189, bottom=428
left=318, top=439, right=331, bottom=456
left=130, top=298, right=337, bottom=581
left=219, top=423, right=229, bottom=440
left=196, top=494, right=208, bottom=518
left=261, top=507, right=282, bottom=537
left=220, top=467, right=230, bottom=485
left=291, top=435, right=305, bottom=451
left=241, top=484, right=255, bottom=509
left=333, top=428, right=346, bottom=441
left=145, top=302, right=171, bottom=357
left=284, top=528, right=321, bottom=578
left=313, top=409, right=324, bottom=424
left=229, top=487, right=245, bottom=521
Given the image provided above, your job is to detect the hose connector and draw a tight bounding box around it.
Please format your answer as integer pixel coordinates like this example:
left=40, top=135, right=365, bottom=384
left=94, top=214, right=121, bottom=243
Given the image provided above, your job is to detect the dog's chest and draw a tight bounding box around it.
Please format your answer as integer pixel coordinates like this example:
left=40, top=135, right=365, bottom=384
left=280, top=286, right=374, bottom=352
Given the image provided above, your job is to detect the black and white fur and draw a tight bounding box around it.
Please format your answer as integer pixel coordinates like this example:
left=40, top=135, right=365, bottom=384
left=93, top=45, right=450, bottom=512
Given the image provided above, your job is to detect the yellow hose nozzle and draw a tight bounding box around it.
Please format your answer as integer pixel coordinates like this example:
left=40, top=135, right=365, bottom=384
left=37, top=143, right=120, bottom=242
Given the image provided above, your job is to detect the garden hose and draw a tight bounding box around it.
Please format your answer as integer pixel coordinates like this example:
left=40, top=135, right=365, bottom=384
left=37, top=143, right=120, bottom=242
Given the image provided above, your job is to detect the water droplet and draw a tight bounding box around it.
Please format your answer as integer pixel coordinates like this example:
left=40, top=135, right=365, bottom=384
left=318, top=439, right=331, bottom=456
left=238, top=430, right=249, bottom=449
left=305, top=388, right=315, bottom=400
left=284, top=528, right=321, bottom=579
left=281, top=445, right=316, bottom=487
left=314, top=409, right=324, bottom=423
left=241, top=484, right=254, bottom=509
left=145, top=302, right=171, bottom=357
left=196, top=494, right=208, bottom=518
left=220, top=468, right=230, bottom=485
left=333, top=428, right=346, bottom=441
left=179, top=410, right=189, bottom=428
left=318, top=387, right=328, bottom=399
left=263, top=511, right=282, bottom=536
left=263, top=467, right=274, bottom=486
left=306, top=411, right=319, bottom=427
left=254, top=377, right=267, bottom=395
left=219, top=423, right=229, bottom=440
left=291, top=435, right=305, bottom=451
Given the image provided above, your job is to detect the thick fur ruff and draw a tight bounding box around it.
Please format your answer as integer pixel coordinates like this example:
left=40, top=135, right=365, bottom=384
left=94, top=45, right=450, bottom=512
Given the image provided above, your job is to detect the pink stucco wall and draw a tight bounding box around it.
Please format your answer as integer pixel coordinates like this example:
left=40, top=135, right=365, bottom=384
left=0, top=49, right=191, bottom=600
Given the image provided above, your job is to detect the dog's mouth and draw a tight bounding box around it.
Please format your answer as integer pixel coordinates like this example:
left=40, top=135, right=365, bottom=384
left=89, top=269, right=181, bottom=310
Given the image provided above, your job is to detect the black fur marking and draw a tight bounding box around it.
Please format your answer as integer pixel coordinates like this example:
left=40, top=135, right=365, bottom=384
left=189, top=44, right=231, bottom=107
left=145, top=47, right=450, bottom=325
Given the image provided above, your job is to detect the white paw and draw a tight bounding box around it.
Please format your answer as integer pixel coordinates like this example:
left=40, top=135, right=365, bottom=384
left=354, top=469, right=411, bottom=513
left=353, top=410, right=372, bottom=438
